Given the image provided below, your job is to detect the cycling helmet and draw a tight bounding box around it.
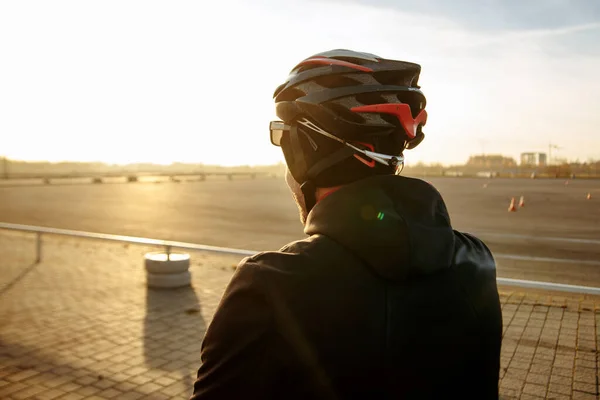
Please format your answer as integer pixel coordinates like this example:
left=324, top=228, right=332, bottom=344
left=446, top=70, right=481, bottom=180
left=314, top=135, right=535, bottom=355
left=270, top=49, right=427, bottom=211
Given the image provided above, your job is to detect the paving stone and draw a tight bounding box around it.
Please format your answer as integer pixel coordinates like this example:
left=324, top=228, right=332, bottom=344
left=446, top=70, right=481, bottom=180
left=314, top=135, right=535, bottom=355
left=95, top=388, right=123, bottom=399
left=12, top=385, right=46, bottom=399
left=572, top=391, right=598, bottom=400
left=546, top=393, right=570, bottom=400
left=548, top=383, right=573, bottom=396
left=520, top=394, right=544, bottom=400
left=526, top=372, right=550, bottom=386
left=0, top=382, right=28, bottom=397
left=55, top=393, right=85, bottom=400
left=6, top=369, right=40, bottom=383
left=573, top=381, right=598, bottom=394
left=116, top=391, right=145, bottom=400
left=552, top=366, right=573, bottom=377
left=32, top=388, right=67, bottom=400
left=522, top=382, right=546, bottom=396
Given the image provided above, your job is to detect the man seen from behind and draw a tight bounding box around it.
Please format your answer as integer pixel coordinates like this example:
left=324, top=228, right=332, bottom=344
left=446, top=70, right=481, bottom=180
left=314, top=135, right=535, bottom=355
left=192, top=49, right=503, bottom=400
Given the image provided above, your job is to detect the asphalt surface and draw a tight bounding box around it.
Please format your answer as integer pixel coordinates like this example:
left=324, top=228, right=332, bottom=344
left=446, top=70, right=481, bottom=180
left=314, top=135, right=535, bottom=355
left=1, top=176, right=599, bottom=286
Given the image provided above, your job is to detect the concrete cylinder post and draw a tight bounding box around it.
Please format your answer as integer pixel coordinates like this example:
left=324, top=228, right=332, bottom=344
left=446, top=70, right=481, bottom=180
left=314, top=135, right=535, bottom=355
left=144, top=251, right=191, bottom=289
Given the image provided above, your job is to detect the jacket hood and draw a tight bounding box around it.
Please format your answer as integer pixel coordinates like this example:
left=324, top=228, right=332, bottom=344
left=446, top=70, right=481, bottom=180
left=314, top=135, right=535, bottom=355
left=304, top=175, right=455, bottom=281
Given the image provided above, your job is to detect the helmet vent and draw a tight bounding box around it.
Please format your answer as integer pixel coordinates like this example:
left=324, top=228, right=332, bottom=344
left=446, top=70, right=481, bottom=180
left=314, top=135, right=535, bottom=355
left=360, top=112, right=392, bottom=125
left=294, top=64, right=324, bottom=74
left=312, top=75, right=362, bottom=89
left=324, top=102, right=365, bottom=123
left=296, top=80, right=326, bottom=95
left=330, top=56, right=372, bottom=66
left=355, top=92, right=387, bottom=106
left=373, top=70, right=418, bottom=87
left=276, top=87, right=306, bottom=102
left=349, top=74, right=379, bottom=84
left=396, top=92, right=425, bottom=118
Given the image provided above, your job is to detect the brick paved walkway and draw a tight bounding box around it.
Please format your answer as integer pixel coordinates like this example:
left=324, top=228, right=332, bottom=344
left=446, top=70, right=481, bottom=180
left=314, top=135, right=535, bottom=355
left=1, top=231, right=599, bottom=399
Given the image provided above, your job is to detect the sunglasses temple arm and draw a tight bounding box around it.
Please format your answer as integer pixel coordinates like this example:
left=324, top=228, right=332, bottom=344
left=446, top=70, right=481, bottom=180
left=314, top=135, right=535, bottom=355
left=297, top=119, right=402, bottom=167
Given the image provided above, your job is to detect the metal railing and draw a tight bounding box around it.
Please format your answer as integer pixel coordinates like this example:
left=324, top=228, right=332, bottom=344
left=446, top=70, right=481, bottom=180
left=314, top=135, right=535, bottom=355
left=1, top=222, right=600, bottom=296
left=0, top=222, right=256, bottom=263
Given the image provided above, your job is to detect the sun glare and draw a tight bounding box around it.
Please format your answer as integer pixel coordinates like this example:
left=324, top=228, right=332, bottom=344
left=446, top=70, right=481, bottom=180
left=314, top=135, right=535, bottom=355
left=1, top=0, right=599, bottom=166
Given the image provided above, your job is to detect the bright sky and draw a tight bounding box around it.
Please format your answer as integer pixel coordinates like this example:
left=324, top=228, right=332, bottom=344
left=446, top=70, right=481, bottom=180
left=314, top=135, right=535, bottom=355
left=1, top=0, right=599, bottom=166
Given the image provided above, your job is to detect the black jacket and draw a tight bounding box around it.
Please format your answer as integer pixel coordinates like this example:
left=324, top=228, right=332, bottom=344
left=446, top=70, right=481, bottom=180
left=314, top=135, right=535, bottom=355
left=192, top=175, right=502, bottom=400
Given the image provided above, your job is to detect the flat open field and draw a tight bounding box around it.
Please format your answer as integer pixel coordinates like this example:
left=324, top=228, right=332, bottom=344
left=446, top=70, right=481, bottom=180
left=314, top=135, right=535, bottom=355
left=1, top=176, right=599, bottom=286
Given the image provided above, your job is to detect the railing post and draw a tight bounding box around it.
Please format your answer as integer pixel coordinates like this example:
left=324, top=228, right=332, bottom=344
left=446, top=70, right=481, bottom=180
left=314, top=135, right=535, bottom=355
left=165, top=245, right=172, bottom=261
left=36, top=232, right=42, bottom=263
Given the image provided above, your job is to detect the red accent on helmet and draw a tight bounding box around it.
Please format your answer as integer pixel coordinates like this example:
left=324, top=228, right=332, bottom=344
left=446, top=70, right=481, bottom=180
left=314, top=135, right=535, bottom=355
left=350, top=104, right=427, bottom=139
left=294, top=56, right=374, bottom=73
left=350, top=141, right=376, bottom=168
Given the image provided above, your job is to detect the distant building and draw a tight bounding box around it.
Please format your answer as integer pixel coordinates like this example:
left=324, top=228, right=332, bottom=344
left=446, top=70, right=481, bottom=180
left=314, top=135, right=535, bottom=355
left=520, top=152, right=547, bottom=166
left=466, top=154, right=517, bottom=169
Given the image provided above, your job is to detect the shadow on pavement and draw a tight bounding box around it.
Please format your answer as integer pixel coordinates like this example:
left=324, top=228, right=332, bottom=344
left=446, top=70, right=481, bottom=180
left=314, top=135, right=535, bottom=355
left=144, top=285, right=206, bottom=394
left=0, top=262, right=41, bottom=298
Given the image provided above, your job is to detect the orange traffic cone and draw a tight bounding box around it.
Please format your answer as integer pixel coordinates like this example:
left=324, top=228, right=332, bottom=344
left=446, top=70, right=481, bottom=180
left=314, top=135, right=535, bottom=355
left=587, top=193, right=592, bottom=200
left=519, top=196, right=525, bottom=208
left=508, top=198, right=517, bottom=212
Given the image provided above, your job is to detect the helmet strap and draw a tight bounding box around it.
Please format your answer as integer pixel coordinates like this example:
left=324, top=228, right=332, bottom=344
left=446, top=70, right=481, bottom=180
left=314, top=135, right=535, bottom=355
left=300, top=180, right=317, bottom=213
left=305, top=146, right=355, bottom=180
left=289, top=124, right=308, bottom=178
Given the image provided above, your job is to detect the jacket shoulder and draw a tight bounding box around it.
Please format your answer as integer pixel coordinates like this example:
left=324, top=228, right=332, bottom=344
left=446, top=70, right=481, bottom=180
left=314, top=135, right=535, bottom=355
left=238, top=234, right=345, bottom=274
left=235, top=237, right=313, bottom=267
left=451, top=231, right=499, bottom=318
left=453, top=230, right=496, bottom=270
